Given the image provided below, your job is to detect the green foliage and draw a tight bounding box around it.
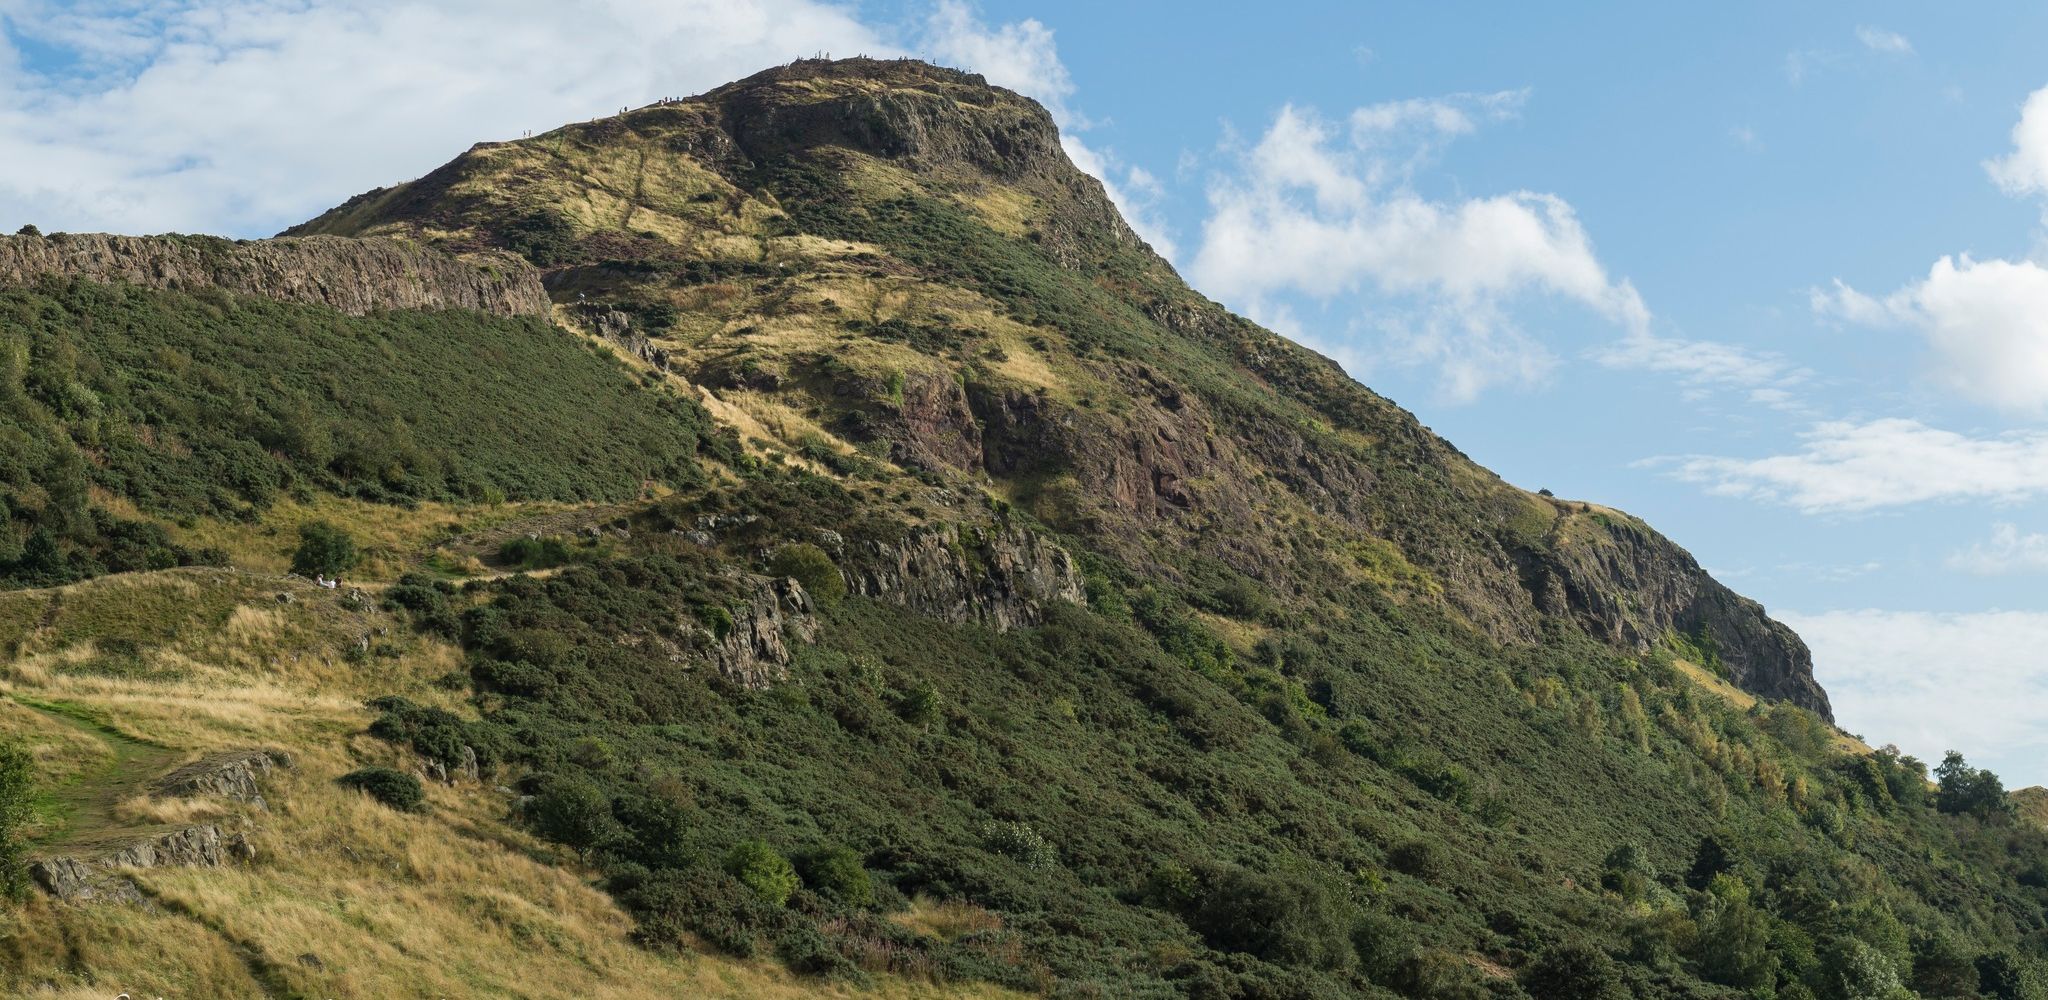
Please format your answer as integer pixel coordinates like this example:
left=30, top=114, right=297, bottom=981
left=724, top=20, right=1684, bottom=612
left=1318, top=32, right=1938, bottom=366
left=1934, top=749, right=2011, bottom=818
left=498, top=535, right=576, bottom=570
left=290, top=520, right=359, bottom=578
left=1181, top=864, right=1355, bottom=970
left=531, top=774, right=622, bottom=853
left=978, top=820, right=1056, bottom=870
left=0, top=278, right=724, bottom=589
left=724, top=839, right=799, bottom=906
left=766, top=542, right=844, bottom=604
left=0, top=741, right=32, bottom=901
left=796, top=845, right=874, bottom=907
left=337, top=767, right=424, bottom=812
left=1523, top=940, right=1628, bottom=1000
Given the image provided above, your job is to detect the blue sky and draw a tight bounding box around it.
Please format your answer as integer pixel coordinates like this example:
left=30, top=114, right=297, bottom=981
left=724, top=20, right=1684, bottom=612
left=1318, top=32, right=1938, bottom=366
left=4, top=1, right=2048, bottom=783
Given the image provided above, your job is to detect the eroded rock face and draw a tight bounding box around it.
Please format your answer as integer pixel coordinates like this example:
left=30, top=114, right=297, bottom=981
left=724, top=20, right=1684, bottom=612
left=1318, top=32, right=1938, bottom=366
left=30, top=824, right=252, bottom=903
left=568, top=304, right=671, bottom=370
left=0, top=233, right=547, bottom=317
left=1520, top=512, right=1832, bottom=718
left=153, top=749, right=293, bottom=811
left=846, top=522, right=1084, bottom=631
left=711, top=576, right=821, bottom=688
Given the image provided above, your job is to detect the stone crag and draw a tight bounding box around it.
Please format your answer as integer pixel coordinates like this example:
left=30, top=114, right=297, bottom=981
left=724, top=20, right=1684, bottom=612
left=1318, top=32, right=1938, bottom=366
left=0, top=232, right=547, bottom=317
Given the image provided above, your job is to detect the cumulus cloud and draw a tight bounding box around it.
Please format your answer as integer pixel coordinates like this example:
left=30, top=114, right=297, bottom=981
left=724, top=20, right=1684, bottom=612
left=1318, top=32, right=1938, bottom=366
left=1948, top=523, right=2048, bottom=574
left=1986, top=84, right=2048, bottom=196
left=0, top=0, right=896, bottom=235
left=1662, top=418, right=2048, bottom=513
left=1781, top=609, right=2048, bottom=786
left=1189, top=99, right=1647, bottom=402
left=1854, top=26, right=1913, bottom=55
left=1814, top=255, right=2048, bottom=414
left=0, top=0, right=1172, bottom=253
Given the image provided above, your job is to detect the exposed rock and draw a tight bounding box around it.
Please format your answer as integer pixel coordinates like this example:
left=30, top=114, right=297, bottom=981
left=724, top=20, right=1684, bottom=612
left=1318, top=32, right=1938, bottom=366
left=846, top=522, right=1084, bottom=631
left=457, top=745, right=481, bottom=783
left=706, top=576, right=821, bottom=688
left=568, top=303, right=671, bottom=370
left=0, top=233, right=546, bottom=317
left=31, top=824, right=243, bottom=903
left=1517, top=509, right=1832, bottom=718
left=152, top=749, right=292, bottom=811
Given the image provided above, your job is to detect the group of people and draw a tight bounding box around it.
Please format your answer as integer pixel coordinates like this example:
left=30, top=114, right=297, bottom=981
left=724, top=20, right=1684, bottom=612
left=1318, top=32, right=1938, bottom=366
left=313, top=574, right=342, bottom=590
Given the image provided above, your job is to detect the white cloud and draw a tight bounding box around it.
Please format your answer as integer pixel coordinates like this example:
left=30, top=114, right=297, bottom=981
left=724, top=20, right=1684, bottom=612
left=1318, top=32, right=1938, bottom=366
left=1986, top=84, right=2048, bottom=197
left=1663, top=418, right=2048, bottom=513
left=1189, top=100, right=1646, bottom=402
left=1782, top=609, right=2048, bottom=786
left=923, top=0, right=1177, bottom=260
left=1815, top=255, right=2048, bottom=415
left=1948, top=522, right=2048, bottom=574
left=0, top=0, right=895, bottom=236
left=1590, top=332, right=1807, bottom=395
left=1854, top=26, right=1913, bottom=55
left=0, top=0, right=1173, bottom=255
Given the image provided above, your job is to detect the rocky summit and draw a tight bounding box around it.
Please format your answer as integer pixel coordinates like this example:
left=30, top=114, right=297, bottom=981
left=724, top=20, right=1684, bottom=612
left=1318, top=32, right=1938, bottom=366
left=0, top=58, right=2038, bottom=1000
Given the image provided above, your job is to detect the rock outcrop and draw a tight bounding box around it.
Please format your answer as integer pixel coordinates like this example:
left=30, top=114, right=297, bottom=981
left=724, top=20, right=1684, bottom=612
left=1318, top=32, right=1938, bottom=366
left=30, top=824, right=253, bottom=903
left=845, top=522, right=1084, bottom=631
left=1519, top=509, right=1831, bottom=717
left=0, top=232, right=547, bottom=317
left=153, top=749, right=294, bottom=811
left=710, top=576, right=821, bottom=688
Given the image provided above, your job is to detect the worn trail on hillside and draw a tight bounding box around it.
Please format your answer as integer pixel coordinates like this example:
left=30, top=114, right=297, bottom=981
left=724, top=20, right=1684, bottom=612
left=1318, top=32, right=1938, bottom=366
left=14, top=696, right=181, bottom=852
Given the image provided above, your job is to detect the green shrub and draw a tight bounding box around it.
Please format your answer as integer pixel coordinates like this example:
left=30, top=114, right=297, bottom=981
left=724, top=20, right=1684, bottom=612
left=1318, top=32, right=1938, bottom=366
left=499, top=535, right=575, bottom=569
left=897, top=682, right=942, bottom=728
left=768, top=543, right=845, bottom=604
left=798, top=845, right=874, bottom=907
left=725, top=839, right=800, bottom=906
left=0, top=741, right=32, bottom=901
left=337, top=767, right=424, bottom=812
left=1185, top=864, right=1354, bottom=970
left=291, top=520, right=359, bottom=578
left=1387, top=839, right=1448, bottom=882
left=531, top=774, right=622, bottom=853
left=979, top=820, right=1057, bottom=870
left=1523, top=940, right=1628, bottom=1000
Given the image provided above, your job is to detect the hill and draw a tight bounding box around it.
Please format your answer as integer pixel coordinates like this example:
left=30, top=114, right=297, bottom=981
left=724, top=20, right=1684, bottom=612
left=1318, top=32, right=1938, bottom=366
left=2, top=58, right=2042, bottom=1000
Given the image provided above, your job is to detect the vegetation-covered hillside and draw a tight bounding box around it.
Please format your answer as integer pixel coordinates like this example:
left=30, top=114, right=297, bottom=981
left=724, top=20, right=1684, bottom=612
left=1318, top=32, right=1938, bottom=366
left=2, top=58, right=2044, bottom=1000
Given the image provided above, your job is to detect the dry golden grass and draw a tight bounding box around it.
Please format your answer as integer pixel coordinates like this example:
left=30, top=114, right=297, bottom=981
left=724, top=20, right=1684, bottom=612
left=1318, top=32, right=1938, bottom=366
left=890, top=896, right=1005, bottom=942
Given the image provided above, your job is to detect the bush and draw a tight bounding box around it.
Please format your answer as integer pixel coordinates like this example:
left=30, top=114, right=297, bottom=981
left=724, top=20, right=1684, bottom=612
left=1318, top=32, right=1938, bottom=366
left=768, top=543, right=846, bottom=605
left=1523, top=940, right=1627, bottom=1000
left=980, top=820, right=1056, bottom=869
left=725, top=839, right=800, bottom=906
left=1387, top=839, right=1448, bottom=882
left=499, top=535, right=575, bottom=569
left=292, top=520, right=359, bottom=578
left=0, top=741, right=32, bottom=901
left=798, top=845, right=875, bottom=907
left=531, top=774, right=622, bottom=853
left=1186, top=864, right=1355, bottom=970
left=337, top=767, right=423, bottom=812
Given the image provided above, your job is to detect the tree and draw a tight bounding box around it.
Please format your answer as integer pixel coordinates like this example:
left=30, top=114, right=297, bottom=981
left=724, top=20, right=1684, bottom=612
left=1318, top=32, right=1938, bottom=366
left=1909, top=932, right=1980, bottom=998
left=1523, top=940, right=1628, bottom=1000
left=0, top=741, right=33, bottom=901
left=1819, top=936, right=1909, bottom=1000
left=1686, top=832, right=1738, bottom=890
left=1694, top=875, right=1777, bottom=991
left=724, top=839, right=799, bottom=906
left=14, top=224, right=39, bottom=237
left=291, top=520, right=359, bottom=578
left=1933, top=750, right=2010, bottom=818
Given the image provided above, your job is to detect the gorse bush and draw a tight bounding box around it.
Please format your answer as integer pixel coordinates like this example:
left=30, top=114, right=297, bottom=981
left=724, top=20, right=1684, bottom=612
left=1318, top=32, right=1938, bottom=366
left=0, top=278, right=729, bottom=589
left=291, top=520, right=358, bottom=578
left=337, top=767, right=424, bottom=812
left=0, top=741, right=32, bottom=901
left=725, top=839, right=800, bottom=906
left=767, top=542, right=844, bottom=605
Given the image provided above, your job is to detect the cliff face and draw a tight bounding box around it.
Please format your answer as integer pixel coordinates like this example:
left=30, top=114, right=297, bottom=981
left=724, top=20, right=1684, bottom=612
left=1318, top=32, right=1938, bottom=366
left=286, top=57, right=1831, bottom=719
left=0, top=232, right=547, bottom=317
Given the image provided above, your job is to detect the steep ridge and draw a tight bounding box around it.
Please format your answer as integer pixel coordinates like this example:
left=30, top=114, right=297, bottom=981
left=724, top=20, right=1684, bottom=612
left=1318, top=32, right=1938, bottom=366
left=0, top=232, right=546, bottom=317
left=291, top=57, right=1827, bottom=718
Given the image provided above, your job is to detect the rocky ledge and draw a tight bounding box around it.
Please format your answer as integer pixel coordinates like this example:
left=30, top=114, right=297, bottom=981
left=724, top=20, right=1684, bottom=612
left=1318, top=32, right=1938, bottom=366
left=152, top=748, right=294, bottom=811
left=0, top=232, right=548, bottom=317
left=30, top=825, right=256, bottom=903
left=845, top=522, right=1085, bottom=631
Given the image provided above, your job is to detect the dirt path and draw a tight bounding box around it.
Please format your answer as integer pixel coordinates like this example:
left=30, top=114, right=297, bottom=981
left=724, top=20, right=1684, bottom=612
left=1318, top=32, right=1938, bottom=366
left=13, top=696, right=181, bottom=853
